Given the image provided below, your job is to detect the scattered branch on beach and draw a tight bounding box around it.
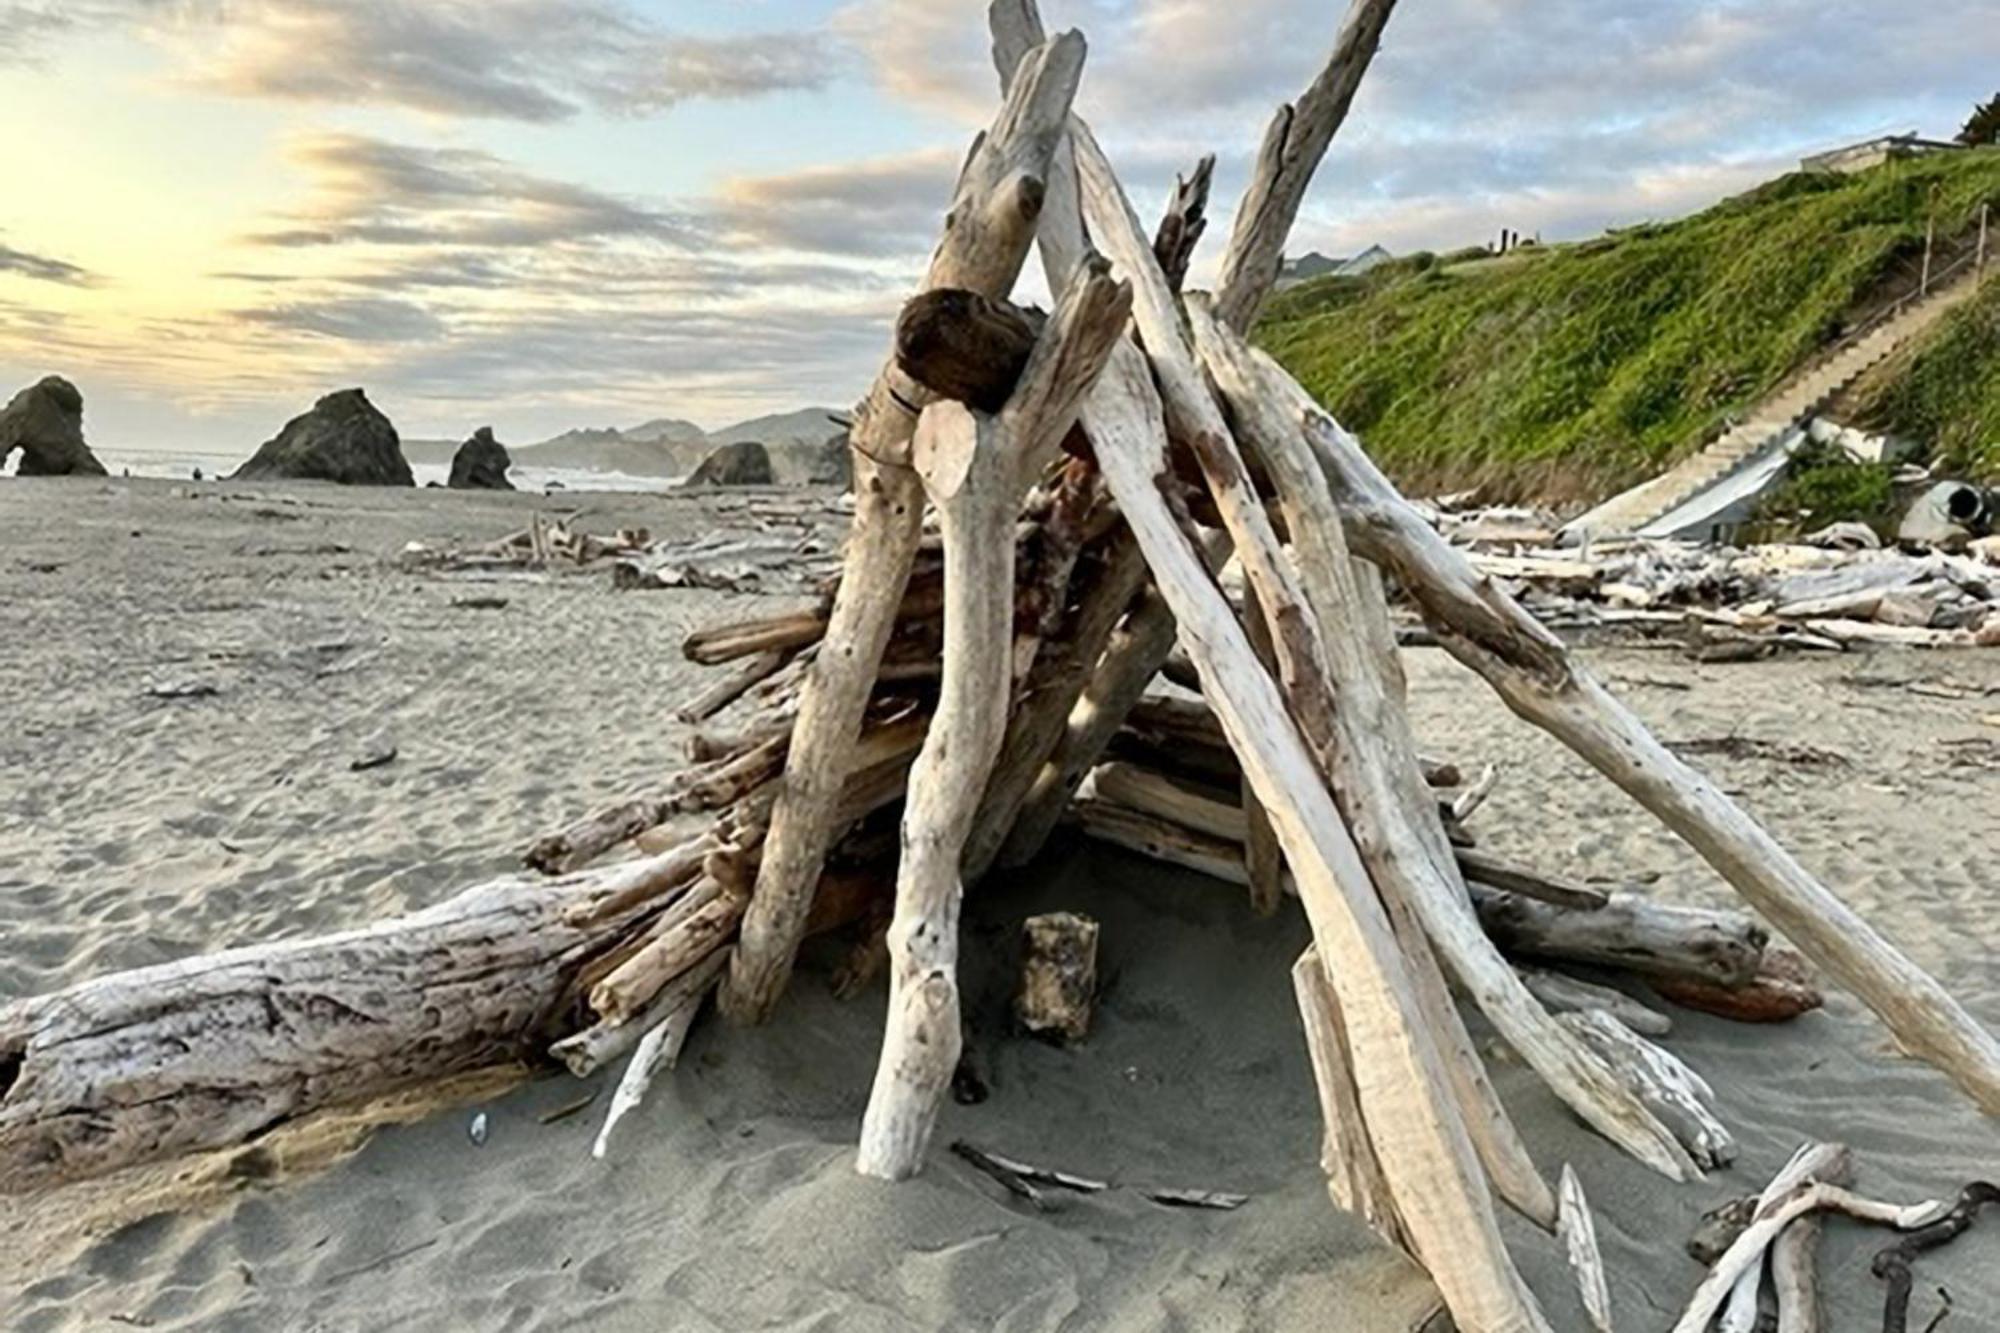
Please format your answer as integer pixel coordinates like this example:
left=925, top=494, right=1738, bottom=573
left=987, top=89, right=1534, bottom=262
left=1874, top=1182, right=2000, bottom=1333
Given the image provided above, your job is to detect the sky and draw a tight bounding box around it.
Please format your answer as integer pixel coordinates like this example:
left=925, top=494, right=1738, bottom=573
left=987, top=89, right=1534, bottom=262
left=1, top=0, right=1995, bottom=453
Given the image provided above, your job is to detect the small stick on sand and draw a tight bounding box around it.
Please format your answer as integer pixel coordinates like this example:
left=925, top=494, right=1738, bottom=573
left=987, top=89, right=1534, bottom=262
left=1673, top=1184, right=1946, bottom=1333
left=1557, top=1165, right=1614, bottom=1333
left=590, top=955, right=722, bottom=1160
left=1719, top=1142, right=1853, bottom=1333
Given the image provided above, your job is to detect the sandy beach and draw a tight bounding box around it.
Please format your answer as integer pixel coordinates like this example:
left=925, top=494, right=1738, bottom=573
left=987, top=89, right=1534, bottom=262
left=4, top=476, right=1999, bottom=1331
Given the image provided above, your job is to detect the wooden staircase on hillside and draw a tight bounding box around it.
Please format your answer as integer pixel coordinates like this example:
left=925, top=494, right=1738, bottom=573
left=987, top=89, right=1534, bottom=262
left=1561, top=252, right=1994, bottom=543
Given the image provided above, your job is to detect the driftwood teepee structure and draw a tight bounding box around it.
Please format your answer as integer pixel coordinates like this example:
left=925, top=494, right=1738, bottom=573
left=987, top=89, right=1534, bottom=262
left=5, top=3, right=2000, bottom=1328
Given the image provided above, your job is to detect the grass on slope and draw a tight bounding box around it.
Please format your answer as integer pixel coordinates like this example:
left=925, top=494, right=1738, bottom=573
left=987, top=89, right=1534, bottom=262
left=1256, top=147, right=2000, bottom=502
left=1851, top=274, right=2000, bottom=479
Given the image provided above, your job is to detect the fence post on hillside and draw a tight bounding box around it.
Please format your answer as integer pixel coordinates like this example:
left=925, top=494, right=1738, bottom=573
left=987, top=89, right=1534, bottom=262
left=1921, top=182, right=1940, bottom=295
left=1980, top=203, right=1991, bottom=274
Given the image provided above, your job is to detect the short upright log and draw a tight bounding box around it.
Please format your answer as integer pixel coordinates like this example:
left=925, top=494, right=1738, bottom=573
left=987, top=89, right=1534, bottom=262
left=855, top=263, right=1131, bottom=1180
left=1015, top=912, right=1100, bottom=1042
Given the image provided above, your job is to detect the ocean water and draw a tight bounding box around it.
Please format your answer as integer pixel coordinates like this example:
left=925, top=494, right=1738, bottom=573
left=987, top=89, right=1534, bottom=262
left=84, top=448, right=681, bottom=494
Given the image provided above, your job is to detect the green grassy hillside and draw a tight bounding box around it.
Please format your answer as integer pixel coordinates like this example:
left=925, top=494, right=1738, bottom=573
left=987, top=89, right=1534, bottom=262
left=1256, top=147, right=2000, bottom=501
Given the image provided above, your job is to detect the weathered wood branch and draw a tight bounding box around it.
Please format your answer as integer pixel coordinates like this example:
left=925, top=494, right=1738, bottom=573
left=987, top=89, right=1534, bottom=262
left=858, top=260, right=1131, bottom=1180
left=1672, top=1183, right=1946, bottom=1333
left=1189, top=294, right=1691, bottom=1184
left=1291, top=395, right=2000, bottom=1115
left=1152, top=154, right=1216, bottom=293
left=1080, top=340, right=1551, bottom=1331
left=1213, top=0, right=1402, bottom=330
left=722, top=29, right=1088, bottom=1027
left=1721, top=1142, right=1853, bottom=1333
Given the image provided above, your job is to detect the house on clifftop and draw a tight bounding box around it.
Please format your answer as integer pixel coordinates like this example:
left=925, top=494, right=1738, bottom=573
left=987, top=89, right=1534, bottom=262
left=1801, top=133, right=1963, bottom=175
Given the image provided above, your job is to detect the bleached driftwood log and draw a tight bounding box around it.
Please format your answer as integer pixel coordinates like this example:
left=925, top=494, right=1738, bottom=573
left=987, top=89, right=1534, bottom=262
left=1453, top=846, right=1609, bottom=911
left=984, top=0, right=1399, bottom=872
left=676, top=649, right=791, bottom=724
left=1212, top=0, right=1402, bottom=331
left=1518, top=968, right=1672, bottom=1037
left=1188, top=295, right=1691, bottom=1183
left=1292, top=395, right=2000, bottom=1115
left=1561, top=1010, right=1734, bottom=1170
left=1293, top=947, right=1409, bottom=1253
left=1083, top=154, right=1579, bottom=1211
left=1239, top=597, right=1288, bottom=916
left=1080, top=342, right=1551, bottom=1329
left=0, top=849, right=704, bottom=1192
left=963, top=22, right=1215, bottom=886
left=722, top=30, right=1088, bottom=1026
left=856, top=261, right=1132, bottom=1179
left=1475, top=889, right=1767, bottom=989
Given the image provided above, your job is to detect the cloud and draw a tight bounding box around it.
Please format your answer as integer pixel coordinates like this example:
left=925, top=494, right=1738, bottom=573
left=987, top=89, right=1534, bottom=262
left=716, top=148, right=962, bottom=258
left=15, top=0, right=2000, bottom=449
left=0, top=239, right=96, bottom=286
left=3, top=1, right=838, bottom=121
left=840, top=0, right=2000, bottom=262
left=247, top=133, right=695, bottom=249
left=16, top=127, right=923, bottom=437
left=236, top=296, right=446, bottom=343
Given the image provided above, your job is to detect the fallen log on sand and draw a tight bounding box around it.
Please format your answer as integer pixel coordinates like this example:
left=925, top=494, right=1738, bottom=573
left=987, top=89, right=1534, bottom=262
left=0, top=850, right=696, bottom=1191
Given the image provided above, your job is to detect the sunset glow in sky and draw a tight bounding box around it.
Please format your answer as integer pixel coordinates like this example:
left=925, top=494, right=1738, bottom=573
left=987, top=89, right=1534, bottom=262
left=2, top=0, right=1995, bottom=452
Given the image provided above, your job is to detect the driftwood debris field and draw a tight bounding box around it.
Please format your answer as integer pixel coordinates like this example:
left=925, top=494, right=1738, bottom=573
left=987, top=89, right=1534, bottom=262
left=5, top=3, right=1999, bottom=1330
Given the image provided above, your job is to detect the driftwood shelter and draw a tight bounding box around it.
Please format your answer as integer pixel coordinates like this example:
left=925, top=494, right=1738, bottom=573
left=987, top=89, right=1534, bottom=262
left=5, top=3, right=2000, bottom=1329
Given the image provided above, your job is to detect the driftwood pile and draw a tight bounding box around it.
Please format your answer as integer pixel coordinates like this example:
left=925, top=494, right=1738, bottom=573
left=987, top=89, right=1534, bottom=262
left=5, top=4, right=2000, bottom=1330
left=400, top=495, right=852, bottom=595
left=1435, top=510, right=2000, bottom=655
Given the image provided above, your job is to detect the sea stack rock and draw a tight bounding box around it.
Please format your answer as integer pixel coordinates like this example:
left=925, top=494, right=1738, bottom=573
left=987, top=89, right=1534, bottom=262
left=0, top=376, right=107, bottom=477
left=232, top=388, right=413, bottom=486
left=448, top=427, right=514, bottom=491
left=804, top=430, right=852, bottom=487
left=683, top=440, right=774, bottom=487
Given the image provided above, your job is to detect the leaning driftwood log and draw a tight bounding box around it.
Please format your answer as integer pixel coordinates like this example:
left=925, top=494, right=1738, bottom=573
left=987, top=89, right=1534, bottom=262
left=1293, top=395, right=2000, bottom=1113
left=722, top=30, right=1089, bottom=1026
left=857, top=260, right=1131, bottom=1179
